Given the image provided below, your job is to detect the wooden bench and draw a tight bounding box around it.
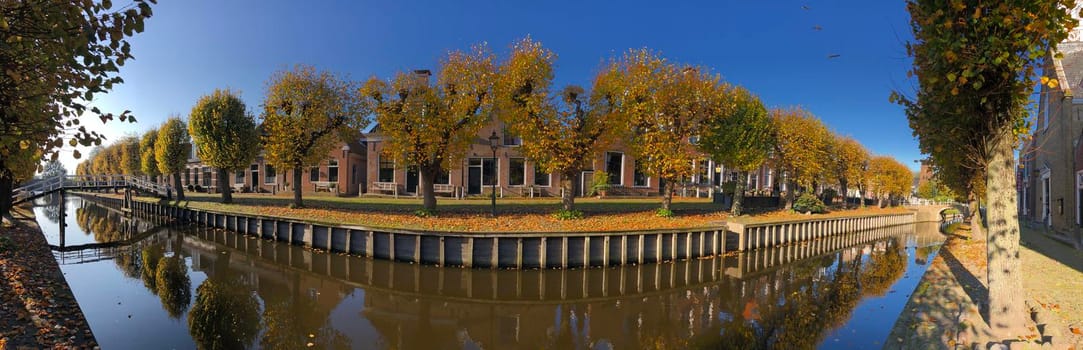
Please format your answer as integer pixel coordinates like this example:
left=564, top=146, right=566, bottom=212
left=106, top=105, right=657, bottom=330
left=312, top=181, right=336, bottom=193
left=517, top=186, right=544, bottom=198
left=432, top=184, right=461, bottom=199
left=371, top=182, right=399, bottom=198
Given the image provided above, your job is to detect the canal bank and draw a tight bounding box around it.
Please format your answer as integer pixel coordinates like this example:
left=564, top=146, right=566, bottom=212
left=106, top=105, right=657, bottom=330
left=76, top=192, right=922, bottom=269
left=0, top=204, right=96, bottom=348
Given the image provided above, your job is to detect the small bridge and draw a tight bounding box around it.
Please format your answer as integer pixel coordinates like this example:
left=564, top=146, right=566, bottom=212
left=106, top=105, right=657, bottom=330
left=12, top=174, right=171, bottom=205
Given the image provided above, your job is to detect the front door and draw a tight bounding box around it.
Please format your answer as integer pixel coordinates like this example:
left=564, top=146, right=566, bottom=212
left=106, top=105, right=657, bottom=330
left=406, top=167, right=419, bottom=194
left=468, top=166, right=482, bottom=195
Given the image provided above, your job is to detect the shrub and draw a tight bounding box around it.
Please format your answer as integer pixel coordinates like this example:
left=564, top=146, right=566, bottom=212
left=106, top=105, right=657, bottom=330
left=589, top=171, right=610, bottom=196
left=720, top=181, right=737, bottom=195
left=552, top=209, right=584, bottom=220
left=793, top=193, right=827, bottom=214
left=655, top=208, right=675, bottom=218
left=413, top=208, right=436, bottom=218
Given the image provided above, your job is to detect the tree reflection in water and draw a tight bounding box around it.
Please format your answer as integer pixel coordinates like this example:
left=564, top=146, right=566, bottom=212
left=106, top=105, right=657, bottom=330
left=140, top=245, right=164, bottom=293
left=693, top=238, right=908, bottom=349
left=156, top=255, right=191, bottom=318
left=188, top=278, right=260, bottom=350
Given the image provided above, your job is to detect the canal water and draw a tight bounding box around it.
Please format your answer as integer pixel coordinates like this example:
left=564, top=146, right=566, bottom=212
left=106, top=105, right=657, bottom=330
left=31, top=194, right=944, bottom=349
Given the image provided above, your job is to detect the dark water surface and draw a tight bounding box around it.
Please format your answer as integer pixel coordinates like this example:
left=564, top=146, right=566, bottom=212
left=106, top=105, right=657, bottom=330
left=31, top=194, right=944, bottom=349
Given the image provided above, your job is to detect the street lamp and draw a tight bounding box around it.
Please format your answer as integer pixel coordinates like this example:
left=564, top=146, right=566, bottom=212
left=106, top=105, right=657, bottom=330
left=488, top=131, right=500, bottom=217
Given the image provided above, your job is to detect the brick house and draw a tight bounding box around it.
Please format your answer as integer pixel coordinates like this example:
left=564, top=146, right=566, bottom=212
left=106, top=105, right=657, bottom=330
left=181, top=140, right=367, bottom=196
left=1018, top=11, right=1083, bottom=247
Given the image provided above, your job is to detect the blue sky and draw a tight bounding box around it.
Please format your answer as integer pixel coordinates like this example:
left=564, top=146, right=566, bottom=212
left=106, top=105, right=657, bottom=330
left=70, top=0, right=921, bottom=171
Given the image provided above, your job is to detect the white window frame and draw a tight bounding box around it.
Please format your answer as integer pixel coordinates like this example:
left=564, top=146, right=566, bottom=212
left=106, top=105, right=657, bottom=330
left=264, top=164, right=276, bottom=184
left=327, top=159, right=339, bottom=182
left=234, top=170, right=245, bottom=185
left=377, top=155, right=395, bottom=183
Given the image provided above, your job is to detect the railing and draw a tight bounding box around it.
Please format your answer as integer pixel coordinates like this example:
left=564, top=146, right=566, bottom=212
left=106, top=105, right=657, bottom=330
left=12, top=174, right=173, bottom=204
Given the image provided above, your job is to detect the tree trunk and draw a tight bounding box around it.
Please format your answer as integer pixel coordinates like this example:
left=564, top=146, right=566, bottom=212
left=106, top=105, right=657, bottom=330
left=731, top=171, right=747, bottom=216
left=0, top=170, right=13, bottom=221
left=662, top=180, right=674, bottom=211
left=839, top=179, right=849, bottom=208
left=218, top=169, right=233, bottom=204
left=967, top=193, right=984, bottom=241
left=419, top=165, right=437, bottom=211
left=292, top=167, right=303, bottom=208
left=172, top=172, right=185, bottom=201
left=783, top=180, right=797, bottom=210
left=985, top=133, right=1028, bottom=337
left=877, top=194, right=885, bottom=208
left=858, top=187, right=867, bottom=208
left=560, top=170, right=578, bottom=211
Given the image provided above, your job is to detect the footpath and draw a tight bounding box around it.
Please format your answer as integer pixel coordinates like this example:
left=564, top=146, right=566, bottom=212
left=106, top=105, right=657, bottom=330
left=0, top=205, right=96, bottom=349
left=886, top=223, right=1083, bottom=350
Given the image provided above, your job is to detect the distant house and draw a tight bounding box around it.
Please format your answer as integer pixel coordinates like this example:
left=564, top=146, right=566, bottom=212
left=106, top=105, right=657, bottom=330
left=181, top=140, right=367, bottom=196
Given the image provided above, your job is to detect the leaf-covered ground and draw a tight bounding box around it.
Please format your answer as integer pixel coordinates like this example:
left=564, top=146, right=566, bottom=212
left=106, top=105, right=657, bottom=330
left=132, top=192, right=731, bottom=232
left=111, top=192, right=916, bottom=233
left=885, top=223, right=1083, bottom=349
left=0, top=206, right=96, bottom=348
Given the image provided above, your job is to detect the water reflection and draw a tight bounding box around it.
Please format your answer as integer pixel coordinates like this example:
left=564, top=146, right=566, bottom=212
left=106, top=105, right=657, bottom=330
left=39, top=196, right=943, bottom=349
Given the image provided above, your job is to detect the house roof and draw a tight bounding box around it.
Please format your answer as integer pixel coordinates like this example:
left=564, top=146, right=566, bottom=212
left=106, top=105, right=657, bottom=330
left=1054, top=41, right=1083, bottom=96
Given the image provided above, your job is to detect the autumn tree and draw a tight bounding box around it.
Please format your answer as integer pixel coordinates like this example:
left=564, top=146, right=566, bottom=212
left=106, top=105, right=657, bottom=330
left=155, top=117, right=189, bottom=200
left=494, top=38, right=622, bottom=213
left=606, top=49, right=725, bottom=211
left=830, top=135, right=870, bottom=208
left=361, top=46, right=495, bottom=212
left=118, top=136, right=142, bottom=177
left=698, top=86, right=772, bottom=216
left=188, top=89, right=260, bottom=204
left=770, top=107, right=833, bottom=209
left=894, top=0, right=1076, bottom=335
left=140, top=128, right=160, bottom=181
left=867, top=156, right=912, bottom=207
left=0, top=0, right=154, bottom=219
left=262, top=65, right=369, bottom=208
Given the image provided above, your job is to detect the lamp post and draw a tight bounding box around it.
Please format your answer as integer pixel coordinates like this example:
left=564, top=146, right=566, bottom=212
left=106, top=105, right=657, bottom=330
left=488, top=131, right=500, bottom=217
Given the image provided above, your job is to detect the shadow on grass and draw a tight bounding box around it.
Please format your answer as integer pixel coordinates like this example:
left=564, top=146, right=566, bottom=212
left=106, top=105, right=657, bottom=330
left=938, top=247, right=990, bottom=325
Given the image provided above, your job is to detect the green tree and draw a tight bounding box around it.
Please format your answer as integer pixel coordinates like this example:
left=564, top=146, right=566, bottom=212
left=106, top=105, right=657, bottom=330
left=606, top=49, right=725, bottom=210
left=770, top=107, right=833, bottom=209
left=140, top=128, right=160, bottom=181
left=0, top=0, right=154, bottom=218
left=830, top=135, right=870, bottom=208
left=893, top=1, right=1076, bottom=334
left=698, top=86, right=772, bottom=216
left=362, top=45, right=495, bottom=211
left=188, top=89, right=260, bottom=204
left=494, top=38, right=622, bottom=212
left=262, top=65, right=369, bottom=208
left=155, top=117, right=189, bottom=200
left=41, top=160, right=67, bottom=179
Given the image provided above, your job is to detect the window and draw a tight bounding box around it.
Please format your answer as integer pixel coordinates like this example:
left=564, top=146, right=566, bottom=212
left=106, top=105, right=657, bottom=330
left=235, top=170, right=245, bottom=184
left=605, top=152, right=623, bottom=185
left=184, top=169, right=190, bottom=185
left=469, top=158, right=498, bottom=185
left=698, top=160, right=710, bottom=185
left=533, top=165, right=550, bottom=187
left=435, top=170, right=451, bottom=185
left=192, top=168, right=198, bottom=186
left=327, top=159, right=339, bottom=182
left=502, top=125, right=521, bottom=146
left=378, top=156, right=395, bottom=183
left=310, top=165, right=320, bottom=182
left=202, top=167, right=211, bottom=187
left=250, top=164, right=259, bottom=185
left=633, top=160, right=649, bottom=187
left=264, top=164, right=276, bottom=184
left=509, top=158, right=526, bottom=186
